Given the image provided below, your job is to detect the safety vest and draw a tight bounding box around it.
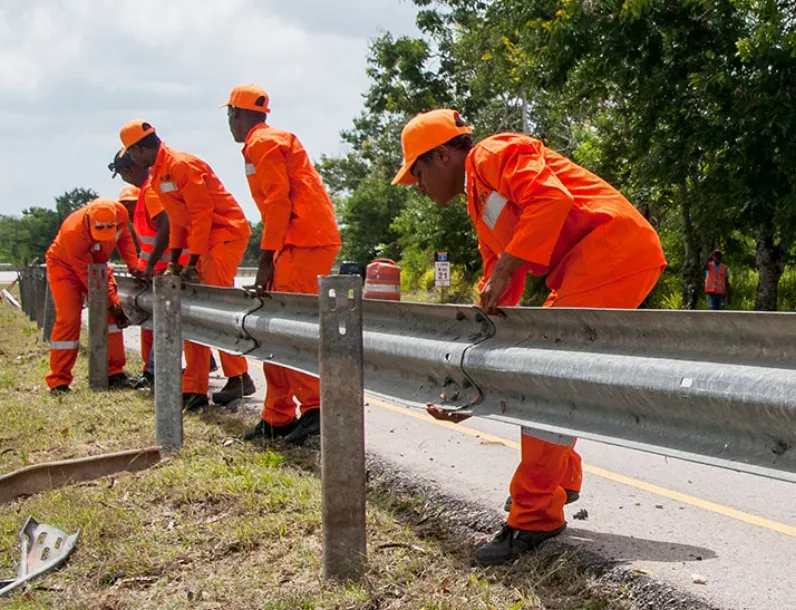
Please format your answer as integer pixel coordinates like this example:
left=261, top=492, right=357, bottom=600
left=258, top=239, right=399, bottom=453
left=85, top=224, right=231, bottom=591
left=705, top=261, right=727, bottom=295
left=132, top=180, right=174, bottom=272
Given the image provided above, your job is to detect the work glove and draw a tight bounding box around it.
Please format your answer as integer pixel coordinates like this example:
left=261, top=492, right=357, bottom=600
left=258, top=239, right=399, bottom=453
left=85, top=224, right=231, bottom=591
left=180, top=265, right=201, bottom=284
left=163, top=262, right=183, bottom=277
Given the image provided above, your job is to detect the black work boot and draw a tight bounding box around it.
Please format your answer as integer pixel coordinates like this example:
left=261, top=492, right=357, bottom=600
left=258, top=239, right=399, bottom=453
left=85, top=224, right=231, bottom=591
left=244, top=418, right=298, bottom=442
left=211, top=373, right=256, bottom=405
left=132, top=371, right=154, bottom=390
left=474, top=523, right=567, bottom=566
left=283, top=409, right=320, bottom=445
left=50, top=385, right=71, bottom=396
left=504, top=489, right=580, bottom=512
left=108, top=373, right=134, bottom=390
left=183, top=393, right=209, bottom=412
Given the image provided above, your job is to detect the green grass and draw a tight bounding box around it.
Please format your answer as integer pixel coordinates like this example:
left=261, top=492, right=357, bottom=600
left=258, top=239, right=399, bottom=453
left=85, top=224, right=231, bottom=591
left=0, top=302, right=631, bottom=610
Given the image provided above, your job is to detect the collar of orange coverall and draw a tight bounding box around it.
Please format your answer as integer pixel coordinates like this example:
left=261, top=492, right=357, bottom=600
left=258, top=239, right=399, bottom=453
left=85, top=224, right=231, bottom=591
left=150, top=143, right=170, bottom=176
left=242, top=122, right=268, bottom=152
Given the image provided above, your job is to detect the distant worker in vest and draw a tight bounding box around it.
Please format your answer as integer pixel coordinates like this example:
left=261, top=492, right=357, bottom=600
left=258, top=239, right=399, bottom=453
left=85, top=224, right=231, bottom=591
left=118, top=121, right=256, bottom=410
left=392, top=109, right=666, bottom=566
left=704, top=249, right=730, bottom=310
left=45, top=198, right=139, bottom=395
left=222, top=84, right=341, bottom=445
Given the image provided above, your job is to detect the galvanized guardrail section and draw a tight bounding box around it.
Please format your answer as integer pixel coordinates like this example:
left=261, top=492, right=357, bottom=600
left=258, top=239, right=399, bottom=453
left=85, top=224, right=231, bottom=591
left=115, top=276, right=796, bottom=484
left=13, top=266, right=55, bottom=342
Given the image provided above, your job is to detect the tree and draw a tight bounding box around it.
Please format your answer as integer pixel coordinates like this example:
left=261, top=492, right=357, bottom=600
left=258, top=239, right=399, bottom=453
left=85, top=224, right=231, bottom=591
left=55, top=187, right=98, bottom=222
left=0, top=187, right=100, bottom=266
left=321, top=0, right=796, bottom=309
left=243, top=222, right=263, bottom=265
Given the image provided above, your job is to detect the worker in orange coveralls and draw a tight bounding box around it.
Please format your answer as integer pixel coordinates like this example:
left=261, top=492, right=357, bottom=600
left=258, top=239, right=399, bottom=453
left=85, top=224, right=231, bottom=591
left=392, top=109, right=667, bottom=565
left=117, top=183, right=140, bottom=224
left=222, top=84, right=341, bottom=445
left=45, top=198, right=140, bottom=395
left=119, top=121, right=255, bottom=410
left=109, top=149, right=214, bottom=389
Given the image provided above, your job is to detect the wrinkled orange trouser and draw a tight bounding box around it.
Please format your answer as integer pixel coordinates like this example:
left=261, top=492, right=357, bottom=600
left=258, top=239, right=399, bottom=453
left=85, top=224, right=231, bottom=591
left=507, top=267, right=663, bottom=532
left=261, top=245, right=340, bottom=426
left=182, top=239, right=249, bottom=395
left=45, top=262, right=126, bottom=389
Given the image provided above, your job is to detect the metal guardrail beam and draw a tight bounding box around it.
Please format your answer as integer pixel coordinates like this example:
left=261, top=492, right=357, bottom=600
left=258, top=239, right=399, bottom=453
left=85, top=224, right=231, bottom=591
left=117, top=277, right=796, bottom=484
left=109, top=264, right=258, bottom=277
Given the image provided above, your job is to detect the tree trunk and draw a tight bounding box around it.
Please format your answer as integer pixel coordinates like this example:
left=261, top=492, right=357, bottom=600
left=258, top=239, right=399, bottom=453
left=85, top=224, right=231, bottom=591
left=679, top=183, right=701, bottom=309
left=754, top=225, right=786, bottom=311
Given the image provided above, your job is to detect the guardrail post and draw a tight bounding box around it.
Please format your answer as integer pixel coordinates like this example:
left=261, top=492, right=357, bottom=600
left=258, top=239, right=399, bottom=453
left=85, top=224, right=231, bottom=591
left=153, top=275, right=183, bottom=450
left=35, top=267, right=46, bottom=329
left=42, top=275, right=55, bottom=343
left=19, top=268, right=30, bottom=319
left=88, top=264, right=108, bottom=391
left=25, top=268, right=35, bottom=322
left=319, top=275, right=366, bottom=581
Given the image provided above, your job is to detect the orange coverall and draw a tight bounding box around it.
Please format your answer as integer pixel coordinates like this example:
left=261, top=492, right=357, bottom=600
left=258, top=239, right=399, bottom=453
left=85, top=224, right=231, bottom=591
left=149, top=144, right=252, bottom=395
left=45, top=203, right=138, bottom=389
left=132, top=178, right=189, bottom=371
left=242, top=123, right=341, bottom=426
left=465, top=134, right=667, bottom=532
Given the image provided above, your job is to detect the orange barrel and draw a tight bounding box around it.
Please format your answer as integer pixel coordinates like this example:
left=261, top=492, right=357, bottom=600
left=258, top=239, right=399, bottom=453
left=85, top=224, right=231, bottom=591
left=364, top=258, right=401, bottom=300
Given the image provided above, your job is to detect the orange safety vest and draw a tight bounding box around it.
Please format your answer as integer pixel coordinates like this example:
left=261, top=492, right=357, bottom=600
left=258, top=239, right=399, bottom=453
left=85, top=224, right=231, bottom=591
left=133, top=179, right=185, bottom=272
left=705, top=261, right=727, bottom=295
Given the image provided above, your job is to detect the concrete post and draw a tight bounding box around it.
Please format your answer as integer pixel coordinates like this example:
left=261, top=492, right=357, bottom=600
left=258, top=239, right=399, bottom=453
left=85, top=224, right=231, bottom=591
left=42, top=274, right=55, bottom=343
left=88, top=264, right=108, bottom=391
left=319, top=275, right=366, bottom=581
left=153, top=275, right=183, bottom=450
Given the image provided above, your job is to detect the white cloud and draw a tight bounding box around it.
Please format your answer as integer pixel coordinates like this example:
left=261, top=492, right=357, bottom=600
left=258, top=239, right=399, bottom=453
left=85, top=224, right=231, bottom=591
left=0, top=0, right=418, bottom=219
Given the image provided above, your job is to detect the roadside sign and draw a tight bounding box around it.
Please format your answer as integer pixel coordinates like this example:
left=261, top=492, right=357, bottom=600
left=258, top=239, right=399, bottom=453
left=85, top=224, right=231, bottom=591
left=434, top=252, right=450, bottom=287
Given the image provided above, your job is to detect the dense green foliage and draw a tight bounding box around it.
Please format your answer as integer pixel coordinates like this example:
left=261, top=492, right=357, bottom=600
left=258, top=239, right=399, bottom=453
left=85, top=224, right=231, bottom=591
left=318, top=0, right=796, bottom=310
left=0, top=188, right=97, bottom=266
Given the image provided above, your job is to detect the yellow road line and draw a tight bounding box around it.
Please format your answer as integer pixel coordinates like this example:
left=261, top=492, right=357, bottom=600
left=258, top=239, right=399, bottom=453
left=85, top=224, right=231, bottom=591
left=367, top=396, right=796, bottom=539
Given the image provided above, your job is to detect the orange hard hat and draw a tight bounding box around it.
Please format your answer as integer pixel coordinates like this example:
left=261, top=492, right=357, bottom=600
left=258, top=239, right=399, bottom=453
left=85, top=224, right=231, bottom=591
left=119, top=120, right=156, bottom=153
left=87, top=198, right=119, bottom=242
left=392, top=109, right=472, bottom=186
left=220, top=84, right=271, bottom=114
left=118, top=185, right=140, bottom=202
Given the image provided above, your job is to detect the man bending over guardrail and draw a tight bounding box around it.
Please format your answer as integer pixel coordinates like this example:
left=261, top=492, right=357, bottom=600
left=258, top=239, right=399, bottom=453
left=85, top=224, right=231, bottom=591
left=118, top=121, right=256, bottom=411
left=45, top=198, right=139, bottom=395
left=392, top=109, right=667, bottom=566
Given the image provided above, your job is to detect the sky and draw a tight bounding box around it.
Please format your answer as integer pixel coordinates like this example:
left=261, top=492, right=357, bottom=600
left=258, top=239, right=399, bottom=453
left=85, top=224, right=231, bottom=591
left=0, top=0, right=419, bottom=220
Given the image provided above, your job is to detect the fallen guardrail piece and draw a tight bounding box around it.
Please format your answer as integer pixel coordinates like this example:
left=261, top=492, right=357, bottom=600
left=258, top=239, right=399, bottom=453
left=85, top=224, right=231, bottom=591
left=0, top=516, right=80, bottom=597
left=0, top=447, right=162, bottom=504
left=1, top=289, right=21, bottom=309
